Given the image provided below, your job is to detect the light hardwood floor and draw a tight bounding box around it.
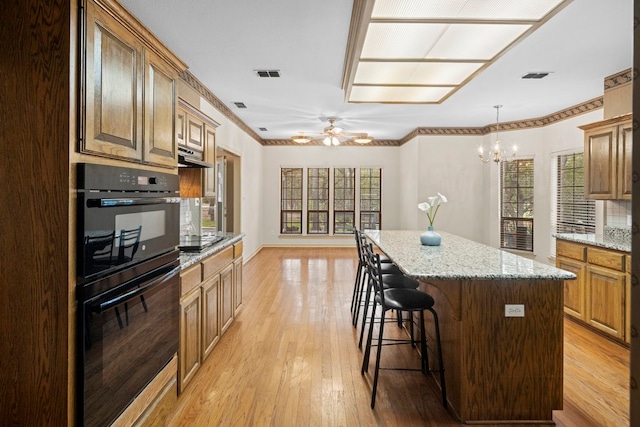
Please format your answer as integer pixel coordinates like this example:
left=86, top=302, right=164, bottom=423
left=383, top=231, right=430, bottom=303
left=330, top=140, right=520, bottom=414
left=166, top=247, right=630, bottom=426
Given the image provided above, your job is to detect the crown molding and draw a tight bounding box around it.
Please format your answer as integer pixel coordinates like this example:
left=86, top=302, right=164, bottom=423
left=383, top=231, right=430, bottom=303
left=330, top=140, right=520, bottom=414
left=178, top=70, right=263, bottom=144
left=604, top=68, right=632, bottom=90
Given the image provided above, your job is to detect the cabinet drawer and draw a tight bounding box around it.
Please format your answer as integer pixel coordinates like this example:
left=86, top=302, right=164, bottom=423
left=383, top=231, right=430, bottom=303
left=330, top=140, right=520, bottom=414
left=234, top=241, right=243, bottom=258
left=202, top=246, right=234, bottom=278
left=556, top=240, right=586, bottom=262
left=587, top=247, right=626, bottom=272
left=180, top=264, right=202, bottom=296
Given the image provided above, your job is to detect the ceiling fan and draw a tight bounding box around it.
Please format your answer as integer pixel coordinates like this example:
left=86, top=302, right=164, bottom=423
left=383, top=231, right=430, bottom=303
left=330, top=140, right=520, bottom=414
left=290, top=117, right=374, bottom=145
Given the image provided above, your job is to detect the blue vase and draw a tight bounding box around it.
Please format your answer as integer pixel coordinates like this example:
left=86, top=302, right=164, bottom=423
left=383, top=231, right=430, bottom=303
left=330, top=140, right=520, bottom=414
left=420, top=226, right=441, bottom=246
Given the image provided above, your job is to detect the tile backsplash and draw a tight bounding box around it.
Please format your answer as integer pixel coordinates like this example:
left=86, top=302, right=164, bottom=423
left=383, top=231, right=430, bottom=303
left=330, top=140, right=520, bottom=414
left=605, top=200, right=631, bottom=228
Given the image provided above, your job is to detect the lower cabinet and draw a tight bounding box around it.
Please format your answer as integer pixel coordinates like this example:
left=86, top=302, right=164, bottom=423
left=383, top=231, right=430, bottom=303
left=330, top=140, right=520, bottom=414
left=220, top=264, right=234, bottom=335
left=178, top=240, right=244, bottom=392
left=201, top=274, right=220, bottom=360
left=556, top=256, right=586, bottom=321
left=586, top=265, right=625, bottom=339
left=556, top=239, right=629, bottom=343
left=179, top=287, right=201, bottom=393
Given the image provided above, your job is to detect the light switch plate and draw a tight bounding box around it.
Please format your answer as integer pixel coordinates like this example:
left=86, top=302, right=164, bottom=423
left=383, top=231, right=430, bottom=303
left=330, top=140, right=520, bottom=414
left=505, top=304, right=525, bottom=317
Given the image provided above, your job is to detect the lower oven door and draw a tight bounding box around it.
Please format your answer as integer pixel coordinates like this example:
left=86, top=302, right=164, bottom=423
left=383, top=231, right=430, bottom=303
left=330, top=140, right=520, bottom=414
left=78, top=258, right=180, bottom=427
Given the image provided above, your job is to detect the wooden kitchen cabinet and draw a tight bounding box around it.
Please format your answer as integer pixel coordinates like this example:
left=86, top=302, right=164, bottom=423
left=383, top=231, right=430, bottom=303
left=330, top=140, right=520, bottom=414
left=220, top=264, right=234, bottom=335
left=556, top=255, right=586, bottom=321
left=178, top=241, right=242, bottom=392
left=142, top=48, right=178, bottom=167
left=201, top=274, right=220, bottom=360
left=82, top=0, right=185, bottom=167
left=179, top=286, right=201, bottom=393
left=185, top=114, right=205, bottom=152
left=586, top=265, right=625, bottom=339
left=556, top=239, right=630, bottom=343
left=203, top=125, right=217, bottom=197
left=83, top=1, right=143, bottom=162
left=580, top=114, right=632, bottom=200
left=233, top=242, right=243, bottom=315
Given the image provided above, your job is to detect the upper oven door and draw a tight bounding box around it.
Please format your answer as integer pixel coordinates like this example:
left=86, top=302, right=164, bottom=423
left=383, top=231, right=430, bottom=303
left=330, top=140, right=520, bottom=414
left=78, top=191, right=180, bottom=281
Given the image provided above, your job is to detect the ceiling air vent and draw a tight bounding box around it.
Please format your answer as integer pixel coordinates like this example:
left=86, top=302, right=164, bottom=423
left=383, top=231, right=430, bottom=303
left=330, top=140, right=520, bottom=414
left=258, top=127, right=268, bottom=131
left=521, top=72, right=550, bottom=79
left=233, top=102, right=247, bottom=108
left=255, top=70, right=281, bottom=78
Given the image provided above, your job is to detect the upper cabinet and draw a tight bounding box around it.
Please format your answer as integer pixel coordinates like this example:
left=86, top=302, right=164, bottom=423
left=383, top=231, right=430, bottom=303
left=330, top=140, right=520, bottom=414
left=580, top=114, right=632, bottom=200
left=82, top=0, right=187, bottom=167
left=177, top=101, right=219, bottom=197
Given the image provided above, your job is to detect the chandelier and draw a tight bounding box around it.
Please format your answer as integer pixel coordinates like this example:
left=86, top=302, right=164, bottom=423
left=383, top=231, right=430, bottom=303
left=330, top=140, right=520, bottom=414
left=478, top=105, right=517, bottom=163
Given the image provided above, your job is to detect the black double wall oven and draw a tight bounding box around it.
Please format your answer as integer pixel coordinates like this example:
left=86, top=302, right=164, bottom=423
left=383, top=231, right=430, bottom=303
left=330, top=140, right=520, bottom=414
left=76, top=163, right=180, bottom=427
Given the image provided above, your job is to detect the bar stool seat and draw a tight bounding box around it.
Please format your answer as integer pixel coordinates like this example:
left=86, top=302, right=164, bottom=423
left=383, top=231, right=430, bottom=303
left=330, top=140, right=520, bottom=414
left=361, top=251, right=447, bottom=410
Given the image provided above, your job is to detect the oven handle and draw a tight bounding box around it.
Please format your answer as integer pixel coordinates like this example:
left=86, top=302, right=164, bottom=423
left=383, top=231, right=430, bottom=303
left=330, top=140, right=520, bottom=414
left=96, top=265, right=180, bottom=312
left=87, top=197, right=180, bottom=208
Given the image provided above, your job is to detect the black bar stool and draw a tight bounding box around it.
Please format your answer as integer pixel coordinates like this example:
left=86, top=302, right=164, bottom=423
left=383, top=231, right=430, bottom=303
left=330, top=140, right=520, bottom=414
left=361, top=250, right=447, bottom=409
left=351, top=229, right=398, bottom=328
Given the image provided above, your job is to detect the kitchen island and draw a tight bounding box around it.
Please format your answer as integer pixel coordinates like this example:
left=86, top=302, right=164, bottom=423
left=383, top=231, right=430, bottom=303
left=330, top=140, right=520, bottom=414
left=365, top=230, right=576, bottom=425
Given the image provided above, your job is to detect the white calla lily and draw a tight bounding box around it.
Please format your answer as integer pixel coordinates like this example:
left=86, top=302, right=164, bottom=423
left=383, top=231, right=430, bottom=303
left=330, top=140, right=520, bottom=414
left=417, top=193, right=448, bottom=227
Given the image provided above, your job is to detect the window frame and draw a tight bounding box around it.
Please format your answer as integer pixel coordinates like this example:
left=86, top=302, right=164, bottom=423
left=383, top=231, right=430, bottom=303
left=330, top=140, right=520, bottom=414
left=307, top=167, right=330, bottom=234
left=359, top=167, right=382, bottom=231
left=280, top=167, right=303, bottom=235
left=279, top=166, right=382, bottom=236
left=333, top=167, right=356, bottom=234
left=500, top=158, right=534, bottom=252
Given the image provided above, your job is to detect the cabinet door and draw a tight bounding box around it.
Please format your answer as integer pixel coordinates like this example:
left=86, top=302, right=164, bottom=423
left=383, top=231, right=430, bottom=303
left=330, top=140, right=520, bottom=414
left=233, top=257, right=243, bottom=315
left=143, top=48, right=177, bottom=168
left=617, top=122, right=633, bottom=200
left=586, top=265, right=625, bottom=339
left=220, top=264, right=234, bottom=334
left=176, top=108, right=186, bottom=147
left=584, top=124, right=617, bottom=199
left=201, top=274, right=220, bottom=361
left=84, top=1, right=143, bottom=161
left=203, top=126, right=216, bottom=197
left=556, top=257, right=586, bottom=321
left=185, top=114, right=205, bottom=152
left=179, top=287, right=201, bottom=393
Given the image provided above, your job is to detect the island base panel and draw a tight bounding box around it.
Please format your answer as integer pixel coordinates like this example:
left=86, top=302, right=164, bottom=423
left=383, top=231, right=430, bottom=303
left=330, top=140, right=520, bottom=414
left=418, top=279, right=563, bottom=424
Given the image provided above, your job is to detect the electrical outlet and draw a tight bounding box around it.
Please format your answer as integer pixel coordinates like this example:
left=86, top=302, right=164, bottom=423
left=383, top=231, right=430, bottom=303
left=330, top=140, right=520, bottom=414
left=505, top=304, right=525, bottom=317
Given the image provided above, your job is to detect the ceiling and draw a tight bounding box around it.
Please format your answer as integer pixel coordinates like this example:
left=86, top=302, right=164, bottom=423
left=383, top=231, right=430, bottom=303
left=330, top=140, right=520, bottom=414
left=118, top=0, right=633, bottom=143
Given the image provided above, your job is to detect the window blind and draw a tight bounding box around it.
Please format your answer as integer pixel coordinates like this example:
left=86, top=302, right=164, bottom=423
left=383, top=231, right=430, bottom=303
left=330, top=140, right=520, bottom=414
left=550, top=152, right=595, bottom=256
left=500, top=158, right=534, bottom=252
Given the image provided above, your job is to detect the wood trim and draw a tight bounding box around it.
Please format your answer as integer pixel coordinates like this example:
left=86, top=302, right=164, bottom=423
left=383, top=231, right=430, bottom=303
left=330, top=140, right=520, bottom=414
left=578, top=113, right=633, bottom=131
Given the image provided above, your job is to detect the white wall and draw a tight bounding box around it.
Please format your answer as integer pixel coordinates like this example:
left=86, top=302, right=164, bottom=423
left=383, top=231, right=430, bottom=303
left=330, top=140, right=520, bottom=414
left=399, top=134, right=489, bottom=244
left=198, top=98, right=264, bottom=260
left=261, top=145, right=401, bottom=246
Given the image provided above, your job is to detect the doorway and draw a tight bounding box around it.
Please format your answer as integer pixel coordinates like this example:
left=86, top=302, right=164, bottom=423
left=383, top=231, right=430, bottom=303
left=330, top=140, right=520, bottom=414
left=216, top=148, right=241, bottom=234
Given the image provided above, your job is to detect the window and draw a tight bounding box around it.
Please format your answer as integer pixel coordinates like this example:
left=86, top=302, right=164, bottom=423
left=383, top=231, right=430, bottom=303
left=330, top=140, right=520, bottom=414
left=334, top=168, right=355, bottom=234
left=281, top=168, right=302, bottom=234
left=550, top=152, right=595, bottom=255
left=279, top=167, right=382, bottom=235
left=360, top=168, right=382, bottom=231
left=500, top=158, right=534, bottom=252
left=307, top=168, right=329, bottom=234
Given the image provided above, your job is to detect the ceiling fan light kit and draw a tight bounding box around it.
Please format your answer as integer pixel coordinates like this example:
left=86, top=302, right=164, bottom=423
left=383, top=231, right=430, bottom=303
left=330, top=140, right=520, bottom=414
left=290, top=117, right=374, bottom=145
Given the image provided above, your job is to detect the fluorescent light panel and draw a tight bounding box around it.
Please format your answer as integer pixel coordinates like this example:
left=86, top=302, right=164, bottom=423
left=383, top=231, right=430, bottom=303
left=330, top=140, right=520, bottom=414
left=344, top=0, right=571, bottom=103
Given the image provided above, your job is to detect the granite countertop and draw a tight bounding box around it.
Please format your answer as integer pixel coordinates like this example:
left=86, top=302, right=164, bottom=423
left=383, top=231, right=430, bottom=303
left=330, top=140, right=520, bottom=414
left=553, top=232, right=630, bottom=253
left=365, top=230, right=576, bottom=281
left=180, top=232, right=245, bottom=269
